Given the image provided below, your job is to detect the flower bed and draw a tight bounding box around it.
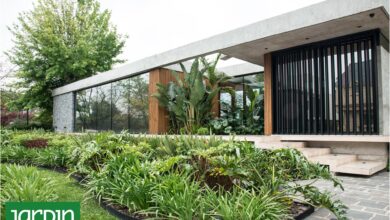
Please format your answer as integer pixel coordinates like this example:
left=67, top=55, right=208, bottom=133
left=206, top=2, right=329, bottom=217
left=0, top=130, right=348, bottom=219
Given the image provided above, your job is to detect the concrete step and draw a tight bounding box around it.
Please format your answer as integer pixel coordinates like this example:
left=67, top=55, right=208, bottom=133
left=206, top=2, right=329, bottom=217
left=309, top=154, right=357, bottom=170
left=298, top=148, right=331, bottom=158
left=333, top=160, right=387, bottom=176
left=255, top=141, right=307, bottom=149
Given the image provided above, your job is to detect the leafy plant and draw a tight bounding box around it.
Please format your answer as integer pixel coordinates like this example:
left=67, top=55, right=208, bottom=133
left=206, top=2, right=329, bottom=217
left=153, top=54, right=230, bottom=133
left=146, top=172, right=205, bottom=219
left=87, top=153, right=156, bottom=212
left=204, top=187, right=289, bottom=220
left=196, top=127, right=209, bottom=135
left=0, top=164, right=58, bottom=203
left=1, top=130, right=348, bottom=219
left=212, top=84, right=264, bottom=135
left=0, top=163, right=116, bottom=220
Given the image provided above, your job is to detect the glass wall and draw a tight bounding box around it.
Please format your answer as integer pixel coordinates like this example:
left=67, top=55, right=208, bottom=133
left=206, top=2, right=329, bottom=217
left=96, top=84, right=112, bottom=131
left=111, top=79, right=130, bottom=132
left=75, top=88, right=97, bottom=131
left=75, top=72, right=149, bottom=133
left=219, top=72, right=264, bottom=134
left=128, top=74, right=149, bottom=133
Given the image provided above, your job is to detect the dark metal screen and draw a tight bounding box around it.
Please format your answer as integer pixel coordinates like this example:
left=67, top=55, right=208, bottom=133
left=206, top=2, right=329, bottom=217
left=272, top=30, right=379, bottom=135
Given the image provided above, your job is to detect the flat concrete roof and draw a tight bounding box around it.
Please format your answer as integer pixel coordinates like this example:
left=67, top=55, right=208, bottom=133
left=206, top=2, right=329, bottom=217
left=53, top=0, right=389, bottom=96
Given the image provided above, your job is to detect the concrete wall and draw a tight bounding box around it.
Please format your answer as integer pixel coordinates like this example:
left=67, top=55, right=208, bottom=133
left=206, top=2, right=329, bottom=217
left=53, top=92, right=75, bottom=132
left=378, top=34, right=389, bottom=135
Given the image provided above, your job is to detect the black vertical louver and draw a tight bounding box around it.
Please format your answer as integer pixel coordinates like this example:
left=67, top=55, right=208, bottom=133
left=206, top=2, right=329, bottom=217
left=272, top=30, right=379, bottom=135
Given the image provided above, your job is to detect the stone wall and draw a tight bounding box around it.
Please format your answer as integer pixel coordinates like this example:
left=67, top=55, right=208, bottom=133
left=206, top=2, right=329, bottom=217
left=53, top=92, right=74, bottom=132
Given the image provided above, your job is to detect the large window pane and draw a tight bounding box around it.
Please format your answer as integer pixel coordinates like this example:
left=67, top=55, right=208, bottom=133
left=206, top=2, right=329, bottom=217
left=112, top=79, right=130, bottom=132
left=128, top=73, right=149, bottom=133
left=96, top=84, right=112, bottom=131
left=218, top=73, right=264, bottom=134
left=220, top=76, right=244, bottom=121
left=75, top=88, right=97, bottom=131
left=243, top=74, right=264, bottom=133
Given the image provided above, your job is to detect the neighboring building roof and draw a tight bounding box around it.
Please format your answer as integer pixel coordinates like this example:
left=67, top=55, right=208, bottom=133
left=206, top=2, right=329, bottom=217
left=52, top=0, right=389, bottom=96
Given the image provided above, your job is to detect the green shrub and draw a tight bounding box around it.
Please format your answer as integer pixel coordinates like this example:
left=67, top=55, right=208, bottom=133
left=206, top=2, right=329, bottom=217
left=1, top=145, right=38, bottom=165
left=204, top=187, right=289, bottom=220
left=0, top=129, right=12, bottom=146
left=67, top=132, right=127, bottom=174
left=87, top=153, right=157, bottom=212
left=196, top=127, right=209, bottom=135
left=146, top=172, right=205, bottom=219
left=1, top=144, right=69, bottom=168
left=0, top=130, right=347, bottom=219
left=0, top=164, right=58, bottom=203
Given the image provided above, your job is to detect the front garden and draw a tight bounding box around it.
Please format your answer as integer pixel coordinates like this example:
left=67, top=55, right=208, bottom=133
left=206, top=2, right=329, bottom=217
left=0, top=129, right=348, bottom=219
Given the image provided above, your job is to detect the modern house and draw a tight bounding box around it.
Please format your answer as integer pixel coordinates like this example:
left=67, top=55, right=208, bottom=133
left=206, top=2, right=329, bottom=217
left=52, top=0, right=389, bottom=176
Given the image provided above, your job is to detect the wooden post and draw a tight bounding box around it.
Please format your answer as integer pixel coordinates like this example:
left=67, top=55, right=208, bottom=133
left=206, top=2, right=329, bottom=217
left=148, top=68, right=176, bottom=134
left=264, top=53, right=273, bottom=135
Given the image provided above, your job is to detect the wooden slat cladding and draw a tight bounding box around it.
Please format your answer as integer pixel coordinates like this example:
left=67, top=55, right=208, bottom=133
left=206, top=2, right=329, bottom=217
left=271, top=30, right=379, bottom=135
left=264, top=53, right=273, bottom=135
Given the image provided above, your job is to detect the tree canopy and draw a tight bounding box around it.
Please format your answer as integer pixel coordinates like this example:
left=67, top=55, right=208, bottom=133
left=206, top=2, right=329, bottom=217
left=6, top=0, right=126, bottom=125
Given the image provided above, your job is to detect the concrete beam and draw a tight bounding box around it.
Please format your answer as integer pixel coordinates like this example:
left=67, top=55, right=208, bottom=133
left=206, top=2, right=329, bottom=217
left=52, top=0, right=388, bottom=97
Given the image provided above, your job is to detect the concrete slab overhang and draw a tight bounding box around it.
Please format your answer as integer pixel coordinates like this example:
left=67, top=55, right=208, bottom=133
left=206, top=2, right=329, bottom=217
left=52, top=0, right=389, bottom=96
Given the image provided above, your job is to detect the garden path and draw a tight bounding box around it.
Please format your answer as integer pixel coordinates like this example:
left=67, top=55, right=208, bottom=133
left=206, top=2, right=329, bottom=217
left=305, top=171, right=389, bottom=220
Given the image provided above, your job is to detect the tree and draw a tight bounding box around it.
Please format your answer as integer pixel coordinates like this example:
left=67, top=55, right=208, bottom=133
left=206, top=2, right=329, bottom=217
left=6, top=0, right=126, bottom=126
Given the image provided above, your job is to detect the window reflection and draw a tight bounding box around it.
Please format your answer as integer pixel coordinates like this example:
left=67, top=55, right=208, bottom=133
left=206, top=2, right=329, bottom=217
left=112, top=79, right=130, bottom=132
left=128, top=73, right=149, bottom=133
left=75, top=73, right=149, bottom=133
left=219, top=73, right=264, bottom=134
left=96, top=84, right=111, bottom=131
left=75, top=88, right=97, bottom=131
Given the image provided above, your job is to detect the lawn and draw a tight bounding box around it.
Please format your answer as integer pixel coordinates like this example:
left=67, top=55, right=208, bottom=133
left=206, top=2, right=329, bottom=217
left=0, top=130, right=348, bottom=219
left=0, top=164, right=115, bottom=220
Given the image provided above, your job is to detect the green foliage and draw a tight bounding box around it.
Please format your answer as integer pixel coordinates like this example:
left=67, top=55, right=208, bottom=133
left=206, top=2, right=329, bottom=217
left=196, top=127, right=209, bottom=135
left=0, top=130, right=72, bottom=168
left=0, top=164, right=58, bottom=203
left=67, top=132, right=124, bottom=174
left=0, top=164, right=115, bottom=220
left=146, top=172, right=205, bottom=219
left=1, top=130, right=348, bottom=219
left=212, top=85, right=264, bottom=135
left=6, top=0, right=126, bottom=123
left=154, top=54, right=230, bottom=134
left=204, top=187, right=289, bottom=220
left=87, top=153, right=156, bottom=212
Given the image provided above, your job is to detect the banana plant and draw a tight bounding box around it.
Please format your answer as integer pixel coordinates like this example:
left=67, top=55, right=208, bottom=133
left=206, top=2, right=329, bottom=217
left=153, top=54, right=229, bottom=133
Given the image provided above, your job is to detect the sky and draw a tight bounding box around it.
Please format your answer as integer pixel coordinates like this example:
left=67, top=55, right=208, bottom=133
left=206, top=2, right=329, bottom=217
left=0, top=0, right=323, bottom=75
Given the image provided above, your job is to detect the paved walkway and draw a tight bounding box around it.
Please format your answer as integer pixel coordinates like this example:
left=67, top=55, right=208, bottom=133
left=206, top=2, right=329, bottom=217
left=305, top=171, right=389, bottom=220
